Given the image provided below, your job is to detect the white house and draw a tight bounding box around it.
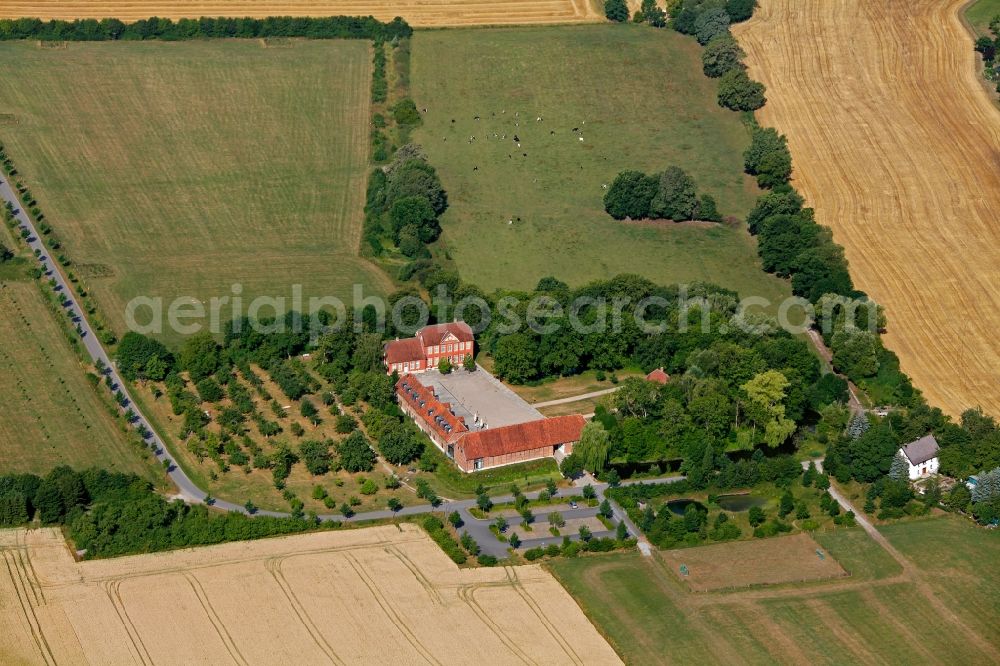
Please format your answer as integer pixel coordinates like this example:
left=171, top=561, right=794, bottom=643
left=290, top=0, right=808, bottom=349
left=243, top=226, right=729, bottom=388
left=899, top=434, right=940, bottom=480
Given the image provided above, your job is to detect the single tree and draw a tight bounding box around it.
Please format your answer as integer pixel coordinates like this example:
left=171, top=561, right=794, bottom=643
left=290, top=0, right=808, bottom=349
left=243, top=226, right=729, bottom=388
left=494, top=515, right=508, bottom=533
left=701, top=33, right=745, bottom=77
left=599, top=499, right=613, bottom=519
left=448, top=510, right=463, bottom=528
left=888, top=451, right=910, bottom=481
left=604, top=0, right=629, bottom=22
left=387, top=497, right=403, bottom=513
left=649, top=166, right=699, bottom=221
left=717, top=69, right=766, bottom=111
left=509, top=532, right=522, bottom=549
left=576, top=421, right=610, bottom=473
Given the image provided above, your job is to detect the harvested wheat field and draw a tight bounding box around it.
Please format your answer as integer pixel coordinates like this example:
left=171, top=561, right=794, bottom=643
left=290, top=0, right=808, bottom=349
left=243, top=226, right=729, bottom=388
left=0, top=524, right=620, bottom=665
left=735, top=0, right=1000, bottom=417
left=0, top=0, right=602, bottom=26
left=659, top=532, right=847, bottom=592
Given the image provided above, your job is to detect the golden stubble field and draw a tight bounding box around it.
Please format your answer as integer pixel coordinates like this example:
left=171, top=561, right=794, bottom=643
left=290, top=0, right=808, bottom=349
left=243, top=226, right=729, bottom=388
left=735, top=0, right=1000, bottom=417
left=0, top=0, right=602, bottom=26
left=0, top=524, right=621, bottom=665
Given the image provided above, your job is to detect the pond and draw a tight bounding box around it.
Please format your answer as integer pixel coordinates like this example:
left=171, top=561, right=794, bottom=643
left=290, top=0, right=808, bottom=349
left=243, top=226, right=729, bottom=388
left=665, top=499, right=706, bottom=516
left=716, top=494, right=767, bottom=512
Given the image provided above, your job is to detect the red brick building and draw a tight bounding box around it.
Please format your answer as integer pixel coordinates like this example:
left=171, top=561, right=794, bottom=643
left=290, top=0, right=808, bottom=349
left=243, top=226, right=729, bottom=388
left=395, top=375, right=584, bottom=472
left=384, top=322, right=475, bottom=375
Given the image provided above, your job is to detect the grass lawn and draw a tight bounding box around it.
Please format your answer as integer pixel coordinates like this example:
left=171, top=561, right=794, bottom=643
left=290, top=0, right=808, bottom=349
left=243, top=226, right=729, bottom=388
left=0, top=278, right=158, bottom=480
left=501, top=368, right=640, bottom=404
left=410, top=25, right=790, bottom=307
left=811, top=526, right=902, bottom=580
left=0, top=40, right=391, bottom=345
left=882, top=515, right=1000, bottom=653
left=550, top=517, right=999, bottom=664
left=416, top=442, right=562, bottom=499
left=966, top=0, right=1000, bottom=36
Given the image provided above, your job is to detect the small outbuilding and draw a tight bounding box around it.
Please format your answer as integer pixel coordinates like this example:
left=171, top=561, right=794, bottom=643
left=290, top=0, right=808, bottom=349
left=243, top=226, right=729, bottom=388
left=899, top=434, right=940, bottom=480
left=645, top=368, right=670, bottom=385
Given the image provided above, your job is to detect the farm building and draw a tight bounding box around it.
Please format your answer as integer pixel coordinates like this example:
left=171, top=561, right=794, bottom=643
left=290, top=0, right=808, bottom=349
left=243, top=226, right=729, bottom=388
left=396, top=374, right=584, bottom=472
left=899, top=434, right=940, bottom=480
left=384, top=322, right=475, bottom=374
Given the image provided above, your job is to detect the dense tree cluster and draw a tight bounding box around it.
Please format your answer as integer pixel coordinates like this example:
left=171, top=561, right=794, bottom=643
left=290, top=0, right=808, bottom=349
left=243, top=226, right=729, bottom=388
left=608, top=457, right=801, bottom=547
left=364, top=144, right=447, bottom=258
left=823, top=405, right=1000, bottom=524
left=411, top=274, right=851, bottom=466
left=0, top=16, right=412, bottom=42
left=604, top=166, right=721, bottom=222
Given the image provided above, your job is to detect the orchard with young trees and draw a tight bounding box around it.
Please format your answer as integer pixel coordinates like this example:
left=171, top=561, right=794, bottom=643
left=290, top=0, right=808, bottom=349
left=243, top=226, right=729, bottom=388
left=116, top=310, right=425, bottom=516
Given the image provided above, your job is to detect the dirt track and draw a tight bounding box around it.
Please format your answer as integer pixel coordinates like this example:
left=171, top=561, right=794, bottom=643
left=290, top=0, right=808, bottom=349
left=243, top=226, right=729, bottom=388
left=735, top=0, right=1000, bottom=417
left=0, top=0, right=602, bottom=26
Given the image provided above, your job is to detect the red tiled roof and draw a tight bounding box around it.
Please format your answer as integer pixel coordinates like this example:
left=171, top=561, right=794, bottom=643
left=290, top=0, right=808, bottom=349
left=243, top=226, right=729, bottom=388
left=458, top=415, right=585, bottom=460
left=646, top=368, right=670, bottom=384
left=418, top=321, right=474, bottom=346
left=385, top=337, right=425, bottom=365
left=396, top=375, right=467, bottom=443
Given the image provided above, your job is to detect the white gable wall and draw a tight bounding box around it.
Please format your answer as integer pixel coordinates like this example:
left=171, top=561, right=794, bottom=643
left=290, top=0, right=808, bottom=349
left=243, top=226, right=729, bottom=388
left=907, top=456, right=939, bottom=480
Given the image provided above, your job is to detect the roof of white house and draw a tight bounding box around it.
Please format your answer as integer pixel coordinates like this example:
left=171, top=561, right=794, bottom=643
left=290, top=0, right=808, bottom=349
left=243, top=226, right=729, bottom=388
left=900, top=434, right=940, bottom=466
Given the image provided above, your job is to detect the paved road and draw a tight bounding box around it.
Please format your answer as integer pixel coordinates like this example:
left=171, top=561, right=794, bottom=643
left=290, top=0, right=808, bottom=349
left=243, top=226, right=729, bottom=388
left=532, top=387, right=618, bottom=408
left=0, top=174, right=219, bottom=508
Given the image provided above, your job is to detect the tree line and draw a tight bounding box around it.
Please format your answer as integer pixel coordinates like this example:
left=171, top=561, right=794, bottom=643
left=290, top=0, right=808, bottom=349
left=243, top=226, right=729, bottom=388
left=0, top=467, right=330, bottom=558
left=0, top=16, right=412, bottom=42
left=973, top=15, right=1000, bottom=95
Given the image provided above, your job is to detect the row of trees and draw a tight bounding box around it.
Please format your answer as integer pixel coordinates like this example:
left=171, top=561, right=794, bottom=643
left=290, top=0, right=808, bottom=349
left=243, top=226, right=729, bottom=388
left=973, top=15, right=1000, bottom=94
left=603, top=166, right=721, bottom=222
left=671, top=0, right=765, bottom=111
left=0, top=16, right=412, bottom=42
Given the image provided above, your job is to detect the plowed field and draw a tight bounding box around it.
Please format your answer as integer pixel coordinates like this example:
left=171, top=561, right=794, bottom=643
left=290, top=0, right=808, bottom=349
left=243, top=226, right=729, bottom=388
left=735, top=0, right=1000, bottom=417
left=0, top=525, right=621, bottom=665
left=0, top=0, right=602, bottom=26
